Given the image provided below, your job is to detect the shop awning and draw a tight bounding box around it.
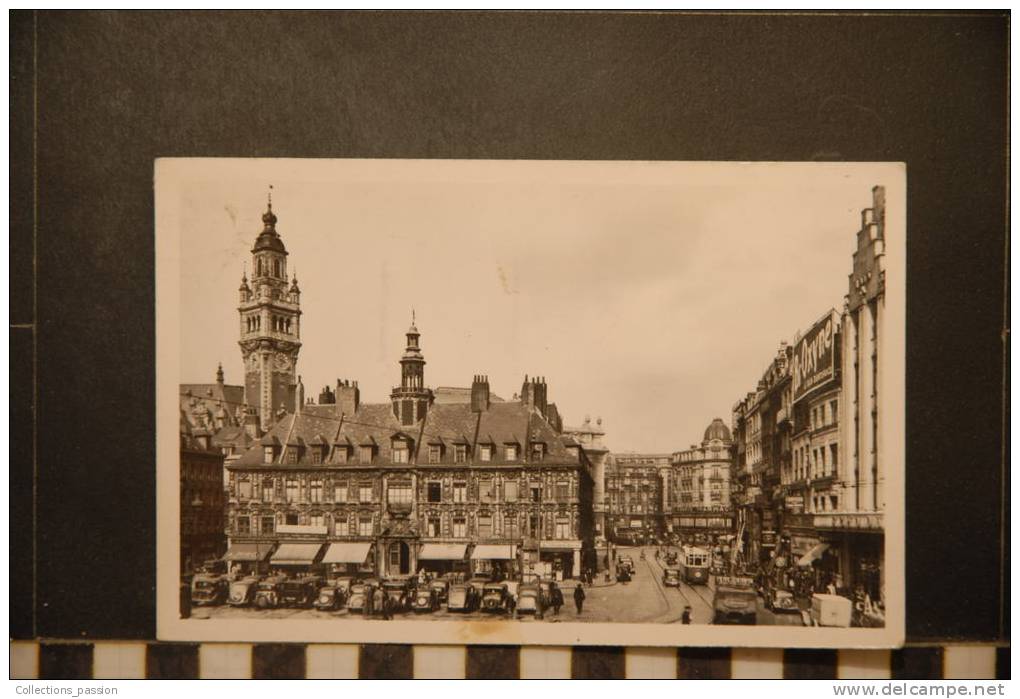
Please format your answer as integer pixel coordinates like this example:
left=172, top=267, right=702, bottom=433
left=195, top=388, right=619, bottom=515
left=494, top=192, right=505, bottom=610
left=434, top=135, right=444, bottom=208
left=321, top=541, right=373, bottom=565
left=270, top=543, right=324, bottom=566
left=419, top=543, right=468, bottom=561
left=797, top=543, right=829, bottom=567
left=222, top=542, right=273, bottom=562
left=470, top=544, right=516, bottom=560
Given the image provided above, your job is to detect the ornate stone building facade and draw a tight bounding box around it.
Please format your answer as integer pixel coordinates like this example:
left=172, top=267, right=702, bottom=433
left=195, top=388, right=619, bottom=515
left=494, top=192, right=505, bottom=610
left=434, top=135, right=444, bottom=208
left=670, top=418, right=734, bottom=545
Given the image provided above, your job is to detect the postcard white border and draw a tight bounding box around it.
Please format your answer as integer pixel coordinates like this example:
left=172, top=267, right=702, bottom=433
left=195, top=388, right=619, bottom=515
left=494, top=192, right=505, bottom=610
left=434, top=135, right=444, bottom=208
left=156, top=159, right=906, bottom=648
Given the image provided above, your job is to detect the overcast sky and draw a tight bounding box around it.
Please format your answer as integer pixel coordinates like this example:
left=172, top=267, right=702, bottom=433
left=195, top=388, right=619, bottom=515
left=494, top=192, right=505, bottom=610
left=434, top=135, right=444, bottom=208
left=170, top=159, right=900, bottom=453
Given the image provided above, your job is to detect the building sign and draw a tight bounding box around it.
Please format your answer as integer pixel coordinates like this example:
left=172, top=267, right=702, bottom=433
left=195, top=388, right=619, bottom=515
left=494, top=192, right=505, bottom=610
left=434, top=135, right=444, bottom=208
left=814, top=512, right=883, bottom=531
left=785, top=496, right=805, bottom=513
left=792, top=312, right=837, bottom=400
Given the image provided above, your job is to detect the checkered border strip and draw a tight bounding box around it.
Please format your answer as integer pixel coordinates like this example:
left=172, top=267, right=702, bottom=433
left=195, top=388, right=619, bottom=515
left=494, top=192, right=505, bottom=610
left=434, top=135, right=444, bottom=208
left=8, top=642, right=1009, bottom=679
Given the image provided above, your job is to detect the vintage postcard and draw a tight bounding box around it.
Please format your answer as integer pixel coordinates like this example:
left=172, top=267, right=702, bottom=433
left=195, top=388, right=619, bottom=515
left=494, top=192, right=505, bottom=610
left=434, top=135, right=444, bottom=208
left=157, top=159, right=905, bottom=647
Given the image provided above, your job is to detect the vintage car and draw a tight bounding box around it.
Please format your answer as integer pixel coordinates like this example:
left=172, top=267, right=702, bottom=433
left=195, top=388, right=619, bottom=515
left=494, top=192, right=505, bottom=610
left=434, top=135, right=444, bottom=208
left=253, top=575, right=289, bottom=609
left=191, top=573, right=228, bottom=606
left=618, top=556, right=636, bottom=574
left=466, top=575, right=491, bottom=599
left=662, top=568, right=681, bottom=587
left=314, top=583, right=347, bottom=611
left=278, top=576, right=321, bottom=608
left=382, top=578, right=416, bottom=613
left=428, top=577, right=450, bottom=604
left=767, top=588, right=801, bottom=614
left=515, top=583, right=544, bottom=616
left=480, top=582, right=511, bottom=613
left=616, top=566, right=632, bottom=583
left=446, top=582, right=478, bottom=612
left=712, top=576, right=758, bottom=625
left=346, top=579, right=379, bottom=613
left=411, top=586, right=440, bottom=613
left=227, top=576, right=260, bottom=606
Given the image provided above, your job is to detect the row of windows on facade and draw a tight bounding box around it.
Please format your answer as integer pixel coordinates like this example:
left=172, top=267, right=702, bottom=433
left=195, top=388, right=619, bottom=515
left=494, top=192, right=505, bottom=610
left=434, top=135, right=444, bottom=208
left=181, top=463, right=221, bottom=482
left=234, top=477, right=574, bottom=505
left=799, top=399, right=839, bottom=433
left=265, top=442, right=542, bottom=465
left=788, top=442, right=839, bottom=483
left=233, top=511, right=577, bottom=539
left=244, top=314, right=293, bottom=334
left=672, top=516, right=732, bottom=528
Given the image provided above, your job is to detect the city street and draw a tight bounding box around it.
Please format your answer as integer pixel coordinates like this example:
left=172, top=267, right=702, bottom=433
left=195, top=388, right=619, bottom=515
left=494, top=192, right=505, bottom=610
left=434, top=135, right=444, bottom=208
left=191, top=547, right=801, bottom=626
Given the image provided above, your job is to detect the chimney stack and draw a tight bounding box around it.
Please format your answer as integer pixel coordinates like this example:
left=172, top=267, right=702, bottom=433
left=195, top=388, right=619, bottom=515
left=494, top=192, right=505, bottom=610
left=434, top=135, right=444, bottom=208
left=336, top=379, right=360, bottom=417
left=471, top=374, right=490, bottom=412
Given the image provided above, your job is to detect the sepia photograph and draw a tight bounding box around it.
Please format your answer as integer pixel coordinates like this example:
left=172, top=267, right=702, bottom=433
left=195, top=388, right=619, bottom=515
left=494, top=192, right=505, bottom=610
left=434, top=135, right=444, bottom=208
left=156, top=158, right=905, bottom=647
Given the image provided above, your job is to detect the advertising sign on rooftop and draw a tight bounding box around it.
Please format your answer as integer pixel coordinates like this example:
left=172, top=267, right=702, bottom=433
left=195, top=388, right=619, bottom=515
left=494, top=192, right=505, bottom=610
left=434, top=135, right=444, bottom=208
left=792, top=310, right=839, bottom=401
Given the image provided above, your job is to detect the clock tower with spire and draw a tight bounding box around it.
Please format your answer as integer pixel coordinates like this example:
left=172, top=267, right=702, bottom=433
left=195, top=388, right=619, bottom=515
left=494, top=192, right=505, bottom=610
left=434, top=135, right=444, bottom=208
left=237, top=191, right=302, bottom=431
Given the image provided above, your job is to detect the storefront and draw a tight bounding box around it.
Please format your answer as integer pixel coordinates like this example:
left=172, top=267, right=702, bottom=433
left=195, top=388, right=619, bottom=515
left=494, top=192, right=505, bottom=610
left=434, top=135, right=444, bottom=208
left=269, top=542, right=325, bottom=574
left=417, top=542, right=469, bottom=577
left=222, top=540, right=275, bottom=575
left=471, top=543, right=517, bottom=578
left=538, top=541, right=582, bottom=580
left=320, top=541, right=375, bottom=577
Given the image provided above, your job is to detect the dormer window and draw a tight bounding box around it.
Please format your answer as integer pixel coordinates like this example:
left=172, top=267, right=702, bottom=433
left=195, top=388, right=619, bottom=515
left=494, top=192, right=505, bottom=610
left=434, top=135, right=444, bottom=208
left=505, top=444, right=518, bottom=461
left=333, top=445, right=349, bottom=464
left=285, top=447, right=299, bottom=464
left=391, top=436, right=412, bottom=464
left=428, top=445, right=441, bottom=464
left=531, top=443, right=545, bottom=462
left=263, top=446, right=274, bottom=464
left=454, top=445, right=467, bottom=464
left=479, top=445, right=492, bottom=462
left=360, top=445, right=374, bottom=464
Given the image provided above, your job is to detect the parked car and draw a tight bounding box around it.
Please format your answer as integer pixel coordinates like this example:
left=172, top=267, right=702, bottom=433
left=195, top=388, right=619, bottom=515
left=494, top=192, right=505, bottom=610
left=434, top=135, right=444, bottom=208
left=382, top=578, right=416, bottom=613
left=619, top=556, right=636, bottom=574
left=467, top=575, right=491, bottom=600
left=411, top=586, right=440, bottom=613
left=766, top=588, right=800, bottom=614
left=314, top=582, right=347, bottom=611
left=227, top=576, right=260, bottom=606
left=516, top=583, right=544, bottom=616
left=279, top=576, right=320, bottom=608
left=346, top=579, right=379, bottom=613
left=662, top=568, right=681, bottom=587
left=429, top=578, right=450, bottom=604
left=616, top=566, right=632, bottom=583
left=253, top=575, right=288, bottom=609
left=480, top=582, right=511, bottom=613
left=447, top=582, right=478, bottom=612
left=191, top=573, right=228, bottom=606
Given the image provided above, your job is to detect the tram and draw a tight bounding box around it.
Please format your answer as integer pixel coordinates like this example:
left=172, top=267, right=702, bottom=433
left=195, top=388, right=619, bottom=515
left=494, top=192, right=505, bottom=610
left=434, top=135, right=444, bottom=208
left=677, top=545, right=711, bottom=585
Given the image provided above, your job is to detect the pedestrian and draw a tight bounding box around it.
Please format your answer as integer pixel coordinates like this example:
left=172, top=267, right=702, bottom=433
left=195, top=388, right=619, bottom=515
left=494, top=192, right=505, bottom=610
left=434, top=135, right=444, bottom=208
left=573, top=583, right=586, bottom=614
left=382, top=593, right=393, bottom=620
left=552, top=585, right=564, bottom=616
left=681, top=605, right=692, bottom=624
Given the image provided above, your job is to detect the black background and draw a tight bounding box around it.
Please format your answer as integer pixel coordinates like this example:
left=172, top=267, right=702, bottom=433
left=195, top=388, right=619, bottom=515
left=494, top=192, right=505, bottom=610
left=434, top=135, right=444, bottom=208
left=9, top=10, right=1008, bottom=643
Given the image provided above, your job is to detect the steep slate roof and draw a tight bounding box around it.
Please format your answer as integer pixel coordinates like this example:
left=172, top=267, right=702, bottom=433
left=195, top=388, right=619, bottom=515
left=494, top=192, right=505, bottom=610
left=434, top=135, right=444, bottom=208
left=212, top=424, right=255, bottom=451
left=421, top=401, right=576, bottom=466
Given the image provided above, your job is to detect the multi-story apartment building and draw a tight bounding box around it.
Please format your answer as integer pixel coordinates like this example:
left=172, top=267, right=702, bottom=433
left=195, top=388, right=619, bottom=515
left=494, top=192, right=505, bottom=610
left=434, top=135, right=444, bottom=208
left=670, top=418, right=734, bottom=546
left=605, top=453, right=670, bottom=544
left=563, top=416, right=609, bottom=541
left=180, top=414, right=227, bottom=573
left=732, top=343, right=791, bottom=566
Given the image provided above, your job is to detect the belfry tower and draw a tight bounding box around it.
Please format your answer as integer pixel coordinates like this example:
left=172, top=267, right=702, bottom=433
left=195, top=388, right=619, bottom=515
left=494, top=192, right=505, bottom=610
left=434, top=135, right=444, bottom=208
left=237, top=192, right=302, bottom=431
left=390, top=312, right=433, bottom=426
